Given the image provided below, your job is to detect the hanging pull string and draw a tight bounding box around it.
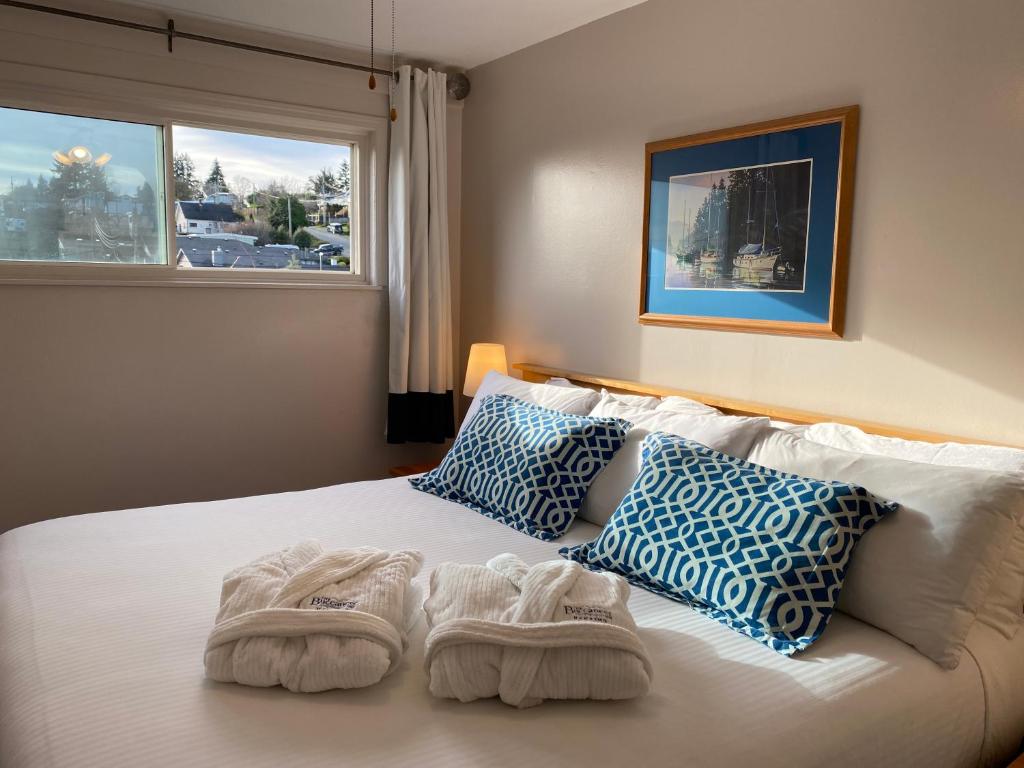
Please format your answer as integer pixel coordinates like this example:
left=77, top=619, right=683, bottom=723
left=368, top=0, right=376, bottom=90
left=387, top=0, right=395, bottom=121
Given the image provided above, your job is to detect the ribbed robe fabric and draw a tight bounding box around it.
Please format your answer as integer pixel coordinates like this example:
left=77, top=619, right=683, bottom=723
left=423, top=554, right=652, bottom=708
left=387, top=66, right=454, bottom=443
left=204, top=542, right=423, bottom=693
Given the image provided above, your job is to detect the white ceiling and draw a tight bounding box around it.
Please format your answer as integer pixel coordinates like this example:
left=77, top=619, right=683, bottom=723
left=116, top=0, right=647, bottom=70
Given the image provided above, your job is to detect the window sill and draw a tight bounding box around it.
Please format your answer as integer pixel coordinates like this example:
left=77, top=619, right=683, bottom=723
left=0, top=270, right=382, bottom=291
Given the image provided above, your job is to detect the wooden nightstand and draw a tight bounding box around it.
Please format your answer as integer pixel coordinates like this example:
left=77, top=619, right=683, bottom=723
left=1007, top=751, right=1024, bottom=768
left=388, top=462, right=439, bottom=478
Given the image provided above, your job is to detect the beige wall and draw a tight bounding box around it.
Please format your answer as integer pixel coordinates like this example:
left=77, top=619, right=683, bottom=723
left=461, top=0, right=1024, bottom=445
left=0, top=1, right=458, bottom=531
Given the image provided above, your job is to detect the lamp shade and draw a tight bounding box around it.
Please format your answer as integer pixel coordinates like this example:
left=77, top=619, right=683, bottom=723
left=463, top=343, right=508, bottom=397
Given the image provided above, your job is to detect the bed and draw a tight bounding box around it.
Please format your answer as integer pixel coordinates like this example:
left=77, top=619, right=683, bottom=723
left=2, top=368, right=1023, bottom=768
left=0, top=476, right=1020, bottom=768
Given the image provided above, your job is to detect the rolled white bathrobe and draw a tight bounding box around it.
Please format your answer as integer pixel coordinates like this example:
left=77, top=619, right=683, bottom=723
left=205, top=541, right=423, bottom=692
left=424, top=554, right=652, bottom=708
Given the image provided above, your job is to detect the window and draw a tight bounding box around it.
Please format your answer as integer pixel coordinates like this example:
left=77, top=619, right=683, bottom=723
left=0, top=88, right=379, bottom=286
left=171, top=126, right=354, bottom=273
left=0, top=106, right=166, bottom=265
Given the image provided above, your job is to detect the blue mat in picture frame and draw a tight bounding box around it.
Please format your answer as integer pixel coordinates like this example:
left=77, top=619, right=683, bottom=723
left=639, top=106, right=858, bottom=338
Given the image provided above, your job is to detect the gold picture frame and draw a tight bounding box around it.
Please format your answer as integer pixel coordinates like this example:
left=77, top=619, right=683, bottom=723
left=639, top=105, right=859, bottom=338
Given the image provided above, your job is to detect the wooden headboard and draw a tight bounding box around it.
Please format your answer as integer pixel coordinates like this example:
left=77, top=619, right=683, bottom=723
left=514, top=362, right=1021, bottom=449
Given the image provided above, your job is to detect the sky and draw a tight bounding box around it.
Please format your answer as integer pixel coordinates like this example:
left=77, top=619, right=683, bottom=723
left=0, top=106, right=160, bottom=196
left=665, top=169, right=730, bottom=250
left=172, top=126, right=351, bottom=194
left=0, top=106, right=351, bottom=199
left=667, top=169, right=729, bottom=234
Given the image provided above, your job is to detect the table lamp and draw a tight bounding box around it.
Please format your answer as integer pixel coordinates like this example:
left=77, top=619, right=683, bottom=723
left=463, top=343, right=508, bottom=397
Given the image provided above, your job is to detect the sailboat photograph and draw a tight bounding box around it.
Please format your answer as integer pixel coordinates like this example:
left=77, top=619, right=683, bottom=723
left=663, top=158, right=812, bottom=292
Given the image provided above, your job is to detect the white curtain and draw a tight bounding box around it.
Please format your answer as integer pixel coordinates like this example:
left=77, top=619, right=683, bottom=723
left=387, top=66, right=454, bottom=443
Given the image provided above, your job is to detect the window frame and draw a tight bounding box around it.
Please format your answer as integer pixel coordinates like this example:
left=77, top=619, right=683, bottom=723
left=0, top=63, right=387, bottom=289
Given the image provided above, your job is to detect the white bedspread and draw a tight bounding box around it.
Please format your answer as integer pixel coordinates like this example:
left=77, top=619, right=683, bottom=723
left=0, top=477, right=1018, bottom=768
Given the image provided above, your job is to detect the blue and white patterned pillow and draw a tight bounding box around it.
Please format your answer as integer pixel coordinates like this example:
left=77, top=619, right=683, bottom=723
left=410, top=394, right=630, bottom=540
left=561, top=432, right=898, bottom=655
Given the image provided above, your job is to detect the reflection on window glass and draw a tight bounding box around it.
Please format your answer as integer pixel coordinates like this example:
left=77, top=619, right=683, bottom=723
left=171, top=125, right=353, bottom=272
left=0, top=106, right=166, bottom=264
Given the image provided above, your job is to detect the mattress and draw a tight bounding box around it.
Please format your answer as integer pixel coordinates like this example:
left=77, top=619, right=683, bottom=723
left=0, top=477, right=1018, bottom=768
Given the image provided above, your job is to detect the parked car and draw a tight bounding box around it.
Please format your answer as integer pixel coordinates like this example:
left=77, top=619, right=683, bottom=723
left=316, top=243, right=344, bottom=255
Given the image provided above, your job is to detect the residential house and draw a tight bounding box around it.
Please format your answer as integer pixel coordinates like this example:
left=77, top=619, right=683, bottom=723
left=174, top=201, right=243, bottom=235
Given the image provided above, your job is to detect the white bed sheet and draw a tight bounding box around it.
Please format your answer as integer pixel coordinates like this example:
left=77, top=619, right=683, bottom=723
left=0, top=477, right=1014, bottom=768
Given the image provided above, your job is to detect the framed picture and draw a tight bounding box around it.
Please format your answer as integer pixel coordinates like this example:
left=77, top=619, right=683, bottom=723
left=639, top=105, right=859, bottom=338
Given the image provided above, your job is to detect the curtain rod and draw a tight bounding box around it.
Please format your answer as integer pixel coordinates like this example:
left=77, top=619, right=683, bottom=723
left=0, top=0, right=397, bottom=78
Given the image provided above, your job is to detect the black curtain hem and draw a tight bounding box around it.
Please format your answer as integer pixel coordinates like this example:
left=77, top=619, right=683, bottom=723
left=387, top=390, right=455, bottom=444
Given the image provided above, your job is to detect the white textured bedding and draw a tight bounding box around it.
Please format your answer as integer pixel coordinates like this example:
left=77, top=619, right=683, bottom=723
left=1, top=477, right=1020, bottom=768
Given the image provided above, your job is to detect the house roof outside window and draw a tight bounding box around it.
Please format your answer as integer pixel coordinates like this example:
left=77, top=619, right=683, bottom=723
left=175, top=201, right=243, bottom=223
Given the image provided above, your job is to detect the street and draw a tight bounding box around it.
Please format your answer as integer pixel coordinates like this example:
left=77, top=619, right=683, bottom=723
left=307, top=226, right=350, bottom=252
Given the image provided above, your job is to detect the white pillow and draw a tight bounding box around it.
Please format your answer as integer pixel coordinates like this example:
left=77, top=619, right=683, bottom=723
left=544, top=377, right=577, bottom=388
left=804, top=420, right=1024, bottom=637
left=982, top=525, right=1024, bottom=637
left=591, top=388, right=661, bottom=411
left=747, top=428, right=1024, bottom=668
left=655, top=397, right=720, bottom=415
left=655, top=395, right=720, bottom=416
left=591, top=402, right=770, bottom=457
left=461, top=371, right=599, bottom=432
left=804, top=421, right=1024, bottom=473
left=578, top=402, right=771, bottom=526
left=769, top=418, right=811, bottom=437
left=578, top=429, right=648, bottom=527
